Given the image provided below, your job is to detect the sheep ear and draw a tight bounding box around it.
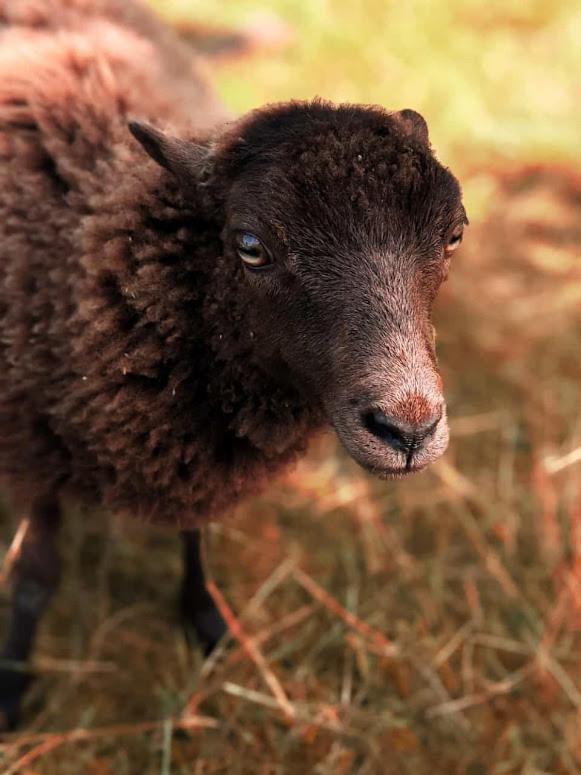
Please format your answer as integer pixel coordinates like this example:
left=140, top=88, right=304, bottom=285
left=128, top=121, right=211, bottom=180
left=393, top=109, right=429, bottom=145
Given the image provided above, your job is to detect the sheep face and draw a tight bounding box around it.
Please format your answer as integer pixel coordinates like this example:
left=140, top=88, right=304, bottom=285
left=131, top=101, right=467, bottom=478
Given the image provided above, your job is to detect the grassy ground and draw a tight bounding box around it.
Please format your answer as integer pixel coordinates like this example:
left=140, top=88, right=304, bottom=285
left=1, top=1, right=580, bottom=772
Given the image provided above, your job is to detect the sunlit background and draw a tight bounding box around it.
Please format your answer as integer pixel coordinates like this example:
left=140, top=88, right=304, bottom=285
left=1, top=0, right=579, bottom=771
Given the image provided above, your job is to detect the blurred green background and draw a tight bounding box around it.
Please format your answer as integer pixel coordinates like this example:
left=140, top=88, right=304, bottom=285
left=1, top=1, right=579, bottom=772
left=158, top=0, right=580, bottom=167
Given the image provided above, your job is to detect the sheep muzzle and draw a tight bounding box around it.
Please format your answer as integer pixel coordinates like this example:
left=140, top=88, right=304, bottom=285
left=323, top=321, right=449, bottom=476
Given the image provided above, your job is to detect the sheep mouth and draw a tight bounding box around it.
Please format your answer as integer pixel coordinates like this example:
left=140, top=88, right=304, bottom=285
left=365, top=462, right=427, bottom=478
left=339, top=446, right=429, bottom=479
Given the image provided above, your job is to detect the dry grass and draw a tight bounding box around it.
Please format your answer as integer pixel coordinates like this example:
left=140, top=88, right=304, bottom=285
left=1, top=1, right=580, bottom=772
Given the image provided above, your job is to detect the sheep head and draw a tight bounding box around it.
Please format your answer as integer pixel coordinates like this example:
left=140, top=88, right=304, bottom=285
left=130, top=100, right=467, bottom=478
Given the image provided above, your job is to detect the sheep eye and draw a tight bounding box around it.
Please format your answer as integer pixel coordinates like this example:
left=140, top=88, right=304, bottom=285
left=444, top=227, right=463, bottom=256
left=235, top=232, right=271, bottom=269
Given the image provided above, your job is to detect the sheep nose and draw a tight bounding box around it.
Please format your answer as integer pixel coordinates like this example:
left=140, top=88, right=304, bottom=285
left=362, top=409, right=442, bottom=453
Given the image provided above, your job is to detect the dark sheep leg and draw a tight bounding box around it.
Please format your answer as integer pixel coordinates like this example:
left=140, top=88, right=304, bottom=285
left=0, top=495, right=61, bottom=730
left=179, top=529, right=226, bottom=655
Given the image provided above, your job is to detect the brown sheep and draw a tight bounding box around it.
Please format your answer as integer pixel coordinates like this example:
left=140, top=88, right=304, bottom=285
left=0, top=0, right=467, bottom=728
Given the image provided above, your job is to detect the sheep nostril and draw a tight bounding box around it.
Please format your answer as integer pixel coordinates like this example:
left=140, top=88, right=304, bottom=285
left=362, top=410, right=412, bottom=452
left=362, top=409, right=441, bottom=453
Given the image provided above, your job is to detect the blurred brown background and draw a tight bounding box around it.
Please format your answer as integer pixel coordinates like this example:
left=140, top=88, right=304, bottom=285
left=1, top=0, right=579, bottom=772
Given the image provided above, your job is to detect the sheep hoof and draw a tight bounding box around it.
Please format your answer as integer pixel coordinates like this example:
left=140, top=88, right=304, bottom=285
left=180, top=599, right=227, bottom=655
left=0, top=668, right=31, bottom=731
left=193, top=607, right=228, bottom=656
left=0, top=701, right=19, bottom=732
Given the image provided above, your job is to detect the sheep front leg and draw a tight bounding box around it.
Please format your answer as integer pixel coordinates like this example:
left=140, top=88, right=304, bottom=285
left=0, top=496, right=61, bottom=730
left=179, top=530, right=226, bottom=655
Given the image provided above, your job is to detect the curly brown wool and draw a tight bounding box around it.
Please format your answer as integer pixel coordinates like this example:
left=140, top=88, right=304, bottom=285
left=0, top=1, right=318, bottom=526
